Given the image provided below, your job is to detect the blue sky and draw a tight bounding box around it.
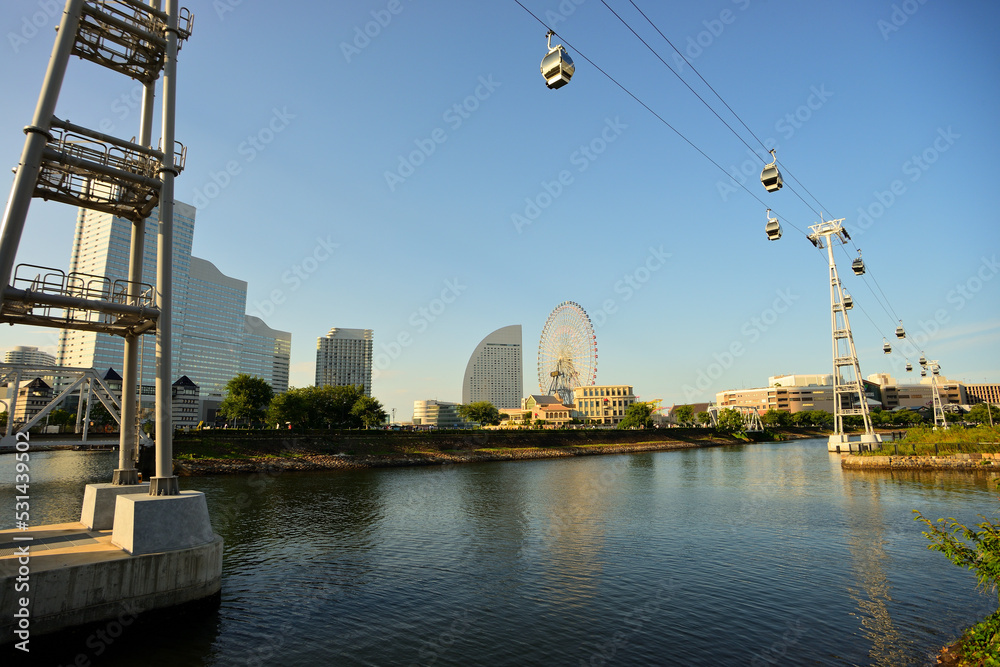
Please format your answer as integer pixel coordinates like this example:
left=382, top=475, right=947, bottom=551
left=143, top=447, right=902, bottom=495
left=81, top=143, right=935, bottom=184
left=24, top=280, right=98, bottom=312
left=0, top=0, right=997, bottom=421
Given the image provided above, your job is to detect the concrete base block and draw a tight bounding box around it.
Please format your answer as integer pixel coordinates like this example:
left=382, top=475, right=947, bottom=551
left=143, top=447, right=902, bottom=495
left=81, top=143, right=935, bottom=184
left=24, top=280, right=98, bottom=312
left=112, top=491, right=215, bottom=555
left=0, top=532, right=223, bottom=639
left=80, top=483, right=150, bottom=530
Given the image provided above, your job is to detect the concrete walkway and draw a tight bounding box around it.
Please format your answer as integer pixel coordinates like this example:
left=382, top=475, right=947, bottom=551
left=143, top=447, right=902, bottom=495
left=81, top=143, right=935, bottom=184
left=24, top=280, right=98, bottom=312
left=0, top=523, right=128, bottom=574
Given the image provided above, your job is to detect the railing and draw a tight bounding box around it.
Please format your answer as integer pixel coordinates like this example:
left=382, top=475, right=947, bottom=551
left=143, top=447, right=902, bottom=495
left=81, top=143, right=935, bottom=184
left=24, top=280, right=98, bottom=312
left=74, top=1, right=194, bottom=83
left=2, top=263, right=157, bottom=334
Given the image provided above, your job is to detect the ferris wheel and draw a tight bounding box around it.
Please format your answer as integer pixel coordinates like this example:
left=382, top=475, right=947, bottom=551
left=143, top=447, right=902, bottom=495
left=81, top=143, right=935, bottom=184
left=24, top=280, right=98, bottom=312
left=537, top=301, right=598, bottom=405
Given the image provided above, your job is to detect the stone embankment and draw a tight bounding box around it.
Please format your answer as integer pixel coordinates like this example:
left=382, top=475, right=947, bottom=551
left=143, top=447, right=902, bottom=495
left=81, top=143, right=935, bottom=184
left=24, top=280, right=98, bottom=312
left=841, top=452, right=1000, bottom=472
left=174, top=438, right=742, bottom=476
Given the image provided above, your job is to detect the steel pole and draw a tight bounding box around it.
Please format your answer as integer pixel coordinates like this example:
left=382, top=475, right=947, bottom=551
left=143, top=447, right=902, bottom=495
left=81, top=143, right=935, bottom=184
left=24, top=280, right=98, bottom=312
left=115, top=0, right=160, bottom=486
left=0, top=0, right=83, bottom=306
left=150, top=0, right=179, bottom=496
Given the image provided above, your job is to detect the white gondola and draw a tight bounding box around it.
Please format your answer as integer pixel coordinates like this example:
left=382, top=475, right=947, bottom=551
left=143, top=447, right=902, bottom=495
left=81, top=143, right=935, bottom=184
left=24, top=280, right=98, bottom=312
left=905, top=362, right=912, bottom=372
left=760, top=149, right=782, bottom=192
left=882, top=338, right=891, bottom=354
left=851, top=251, right=865, bottom=275
left=920, top=368, right=927, bottom=377
left=919, top=354, right=927, bottom=366
left=895, top=321, right=906, bottom=339
left=540, top=30, right=574, bottom=90
left=764, top=208, right=781, bottom=241
left=842, top=291, right=853, bottom=309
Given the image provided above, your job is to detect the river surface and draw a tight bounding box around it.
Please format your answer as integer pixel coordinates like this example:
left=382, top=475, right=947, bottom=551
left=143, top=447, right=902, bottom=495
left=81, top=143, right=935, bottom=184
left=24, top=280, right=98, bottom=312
left=2, top=438, right=997, bottom=666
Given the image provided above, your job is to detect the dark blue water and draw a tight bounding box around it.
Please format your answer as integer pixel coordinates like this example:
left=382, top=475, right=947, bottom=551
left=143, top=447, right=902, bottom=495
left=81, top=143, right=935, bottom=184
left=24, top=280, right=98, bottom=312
left=3, top=439, right=996, bottom=665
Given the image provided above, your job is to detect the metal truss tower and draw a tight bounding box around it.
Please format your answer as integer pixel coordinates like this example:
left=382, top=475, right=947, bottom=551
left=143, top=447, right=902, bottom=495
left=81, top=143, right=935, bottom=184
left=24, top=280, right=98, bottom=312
left=923, top=359, right=949, bottom=429
left=808, top=218, right=880, bottom=452
left=0, top=0, right=192, bottom=494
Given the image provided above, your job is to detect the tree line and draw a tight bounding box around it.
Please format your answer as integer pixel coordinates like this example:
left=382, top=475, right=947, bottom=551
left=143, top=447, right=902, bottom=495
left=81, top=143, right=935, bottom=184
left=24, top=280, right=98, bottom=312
left=670, top=404, right=999, bottom=428
left=219, top=375, right=386, bottom=429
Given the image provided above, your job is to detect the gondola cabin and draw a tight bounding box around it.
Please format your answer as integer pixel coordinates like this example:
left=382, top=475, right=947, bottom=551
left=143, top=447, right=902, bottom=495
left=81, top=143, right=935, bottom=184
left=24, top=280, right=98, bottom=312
left=851, top=257, right=865, bottom=275
left=760, top=150, right=783, bottom=192
left=764, top=211, right=781, bottom=241
left=895, top=324, right=906, bottom=339
left=882, top=340, right=891, bottom=354
left=842, top=292, right=853, bottom=309
left=905, top=362, right=912, bottom=372
left=541, top=31, right=574, bottom=89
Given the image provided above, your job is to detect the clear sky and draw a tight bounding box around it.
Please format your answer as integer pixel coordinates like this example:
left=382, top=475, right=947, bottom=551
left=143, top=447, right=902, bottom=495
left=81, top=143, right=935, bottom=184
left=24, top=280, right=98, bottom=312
left=0, top=0, right=998, bottom=422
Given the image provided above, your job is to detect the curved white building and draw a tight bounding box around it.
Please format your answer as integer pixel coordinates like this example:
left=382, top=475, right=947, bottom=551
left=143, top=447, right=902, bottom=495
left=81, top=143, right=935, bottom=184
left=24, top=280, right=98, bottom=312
left=462, top=325, right=522, bottom=409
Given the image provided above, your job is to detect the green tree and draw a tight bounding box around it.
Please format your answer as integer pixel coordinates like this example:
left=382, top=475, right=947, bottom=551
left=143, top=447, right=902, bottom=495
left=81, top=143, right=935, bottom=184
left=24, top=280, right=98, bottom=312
left=0, top=410, right=7, bottom=429
left=48, top=408, right=75, bottom=427
left=791, top=410, right=815, bottom=427
left=269, top=385, right=367, bottom=429
left=618, top=402, right=655, bottom=429
left=673, top=405, right=694, bottom=426
left=715, top=408, right=744, bottom=433
left=889, top=409, right=923, bottom=426
left=219, top=374, right=274, bottom=426
left=914, top=511, right=1000, bottom=605
left=458, top=401, right=501, bottom=426
left=311, top=384, right=366, bottom=428
left=85, top=400, right=114, bottom=429
left=267, top=388, right=309, bottom=428
left=351, top=395, right=387, bottom=429
left=967, top=403, right=999, bottom=425
left=760, top=408, right=791, bottom=427
left=696, top=411, right=712, bottom=426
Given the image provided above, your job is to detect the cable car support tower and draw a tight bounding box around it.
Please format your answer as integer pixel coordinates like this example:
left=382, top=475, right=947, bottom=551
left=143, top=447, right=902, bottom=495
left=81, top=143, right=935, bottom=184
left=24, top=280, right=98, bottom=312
left=808, top=218, right=880, bottom=452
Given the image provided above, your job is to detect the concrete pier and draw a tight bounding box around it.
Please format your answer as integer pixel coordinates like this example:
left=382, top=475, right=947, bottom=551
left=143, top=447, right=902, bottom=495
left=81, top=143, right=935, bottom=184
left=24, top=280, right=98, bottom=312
left=1, top=490, right=222, bottom=642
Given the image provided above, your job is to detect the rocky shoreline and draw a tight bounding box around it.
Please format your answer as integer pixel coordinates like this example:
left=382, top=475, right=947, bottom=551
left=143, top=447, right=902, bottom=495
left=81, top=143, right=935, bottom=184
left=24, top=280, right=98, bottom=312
left=173, top=437, right=754, bottom=476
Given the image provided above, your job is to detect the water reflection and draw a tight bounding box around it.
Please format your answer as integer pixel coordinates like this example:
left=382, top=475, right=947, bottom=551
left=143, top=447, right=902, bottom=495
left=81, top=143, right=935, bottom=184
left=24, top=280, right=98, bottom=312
left=843, top=480, right=915, bottom=665
left=2, top=441, right=996, bottom=666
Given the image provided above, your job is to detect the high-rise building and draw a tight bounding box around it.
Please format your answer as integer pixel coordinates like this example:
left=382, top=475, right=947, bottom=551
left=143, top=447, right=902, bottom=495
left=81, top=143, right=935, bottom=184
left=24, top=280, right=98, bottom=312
left=56, top=202, right=196, bottom=383
left=3, top=346, right=56, bottom=366
left=315, top=328, right=373, bottom=395
left=243, top=316, right=291, bottom=394
left=55, top=202, right=290, bottom=402
left=462, top=324, right=522, bottom=409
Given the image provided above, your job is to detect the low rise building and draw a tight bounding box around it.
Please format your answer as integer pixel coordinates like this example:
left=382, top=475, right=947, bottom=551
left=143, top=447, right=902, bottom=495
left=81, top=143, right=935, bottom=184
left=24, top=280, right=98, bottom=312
left=572, top=385, right=637, bottom=425
left=966, top=383, right=1000, bottom=406
left=11, top=377, right=52, bottom=424
left=172, top=376, right=200, bottom=429
left=412, top=399, right=469, bottom=429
